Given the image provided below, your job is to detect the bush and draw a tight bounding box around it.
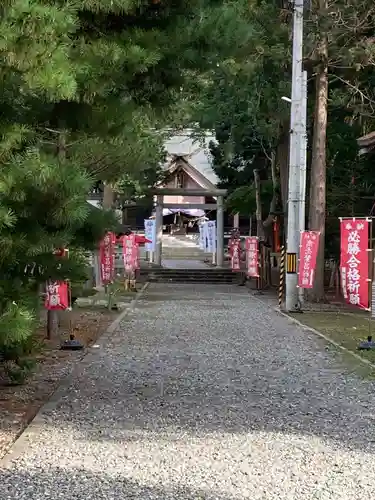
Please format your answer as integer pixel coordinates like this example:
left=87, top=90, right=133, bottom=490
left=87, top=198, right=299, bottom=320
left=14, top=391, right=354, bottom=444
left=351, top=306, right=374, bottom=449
left=0, top=302, right=38, bottom=384
left=4, top=358, right=36, bottom=385
left=0, top=302, right=36, bottom=351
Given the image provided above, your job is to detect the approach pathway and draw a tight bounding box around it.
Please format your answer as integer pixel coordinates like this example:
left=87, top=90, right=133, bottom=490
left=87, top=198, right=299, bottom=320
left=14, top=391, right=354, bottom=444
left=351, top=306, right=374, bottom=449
left=1, top=284, right=375, bottom=499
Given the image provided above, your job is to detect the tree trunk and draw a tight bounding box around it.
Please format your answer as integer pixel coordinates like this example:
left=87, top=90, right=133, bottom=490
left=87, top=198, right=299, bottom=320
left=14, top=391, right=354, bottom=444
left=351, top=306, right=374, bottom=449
left=47, top=130, right=68, bottom=339
left=308, top=34, right=328, bottom=301
left=253, top=169, right=265, bottom=239
left=263, top=151, right=278, bottom=246
left=263, top=151, right=278, bottom=228
left=103, top=183, right=114, bottom=210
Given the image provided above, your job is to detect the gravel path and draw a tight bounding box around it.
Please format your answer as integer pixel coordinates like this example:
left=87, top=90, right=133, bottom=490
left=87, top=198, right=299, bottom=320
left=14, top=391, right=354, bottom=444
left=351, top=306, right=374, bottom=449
left=1, top=283, right=375, bottom=499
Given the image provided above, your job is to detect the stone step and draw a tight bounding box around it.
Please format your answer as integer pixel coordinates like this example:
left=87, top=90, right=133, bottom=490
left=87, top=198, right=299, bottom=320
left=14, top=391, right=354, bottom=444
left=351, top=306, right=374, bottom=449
left=162, top=251, right=206, bottom=256
left=141, top=267, right=232, bottom=272
left=161, top=256, right=208, bottom=260
left=145, top=269, right=233, bottom=274
left=148, top=276, right=238, bottom=283
left=141, top=267, right=239, bottom=283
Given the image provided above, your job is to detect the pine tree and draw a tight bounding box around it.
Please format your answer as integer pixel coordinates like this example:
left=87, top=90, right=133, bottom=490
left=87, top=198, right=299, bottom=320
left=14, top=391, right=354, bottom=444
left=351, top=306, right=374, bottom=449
left=0, top=0, right=255, bottom=369
left=193, top=0, right=291, bottom=231
left=306, top=0, right=375, bottom=300
left=195, top=0, right=375, bottom=301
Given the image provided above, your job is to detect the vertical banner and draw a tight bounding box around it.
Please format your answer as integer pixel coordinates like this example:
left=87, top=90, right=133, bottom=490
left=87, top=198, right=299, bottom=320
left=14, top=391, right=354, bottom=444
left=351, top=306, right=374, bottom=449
left=207, top=221, right=216, bottom=253
left=298, top=231, right=320, bottom=288
left=198, top=222, right=206, bottom=250
left=122, top=233, right=138, bottom=272
left=100, top=232, right=116, bottom=283
left=245, top=236, right=259, bottom=277
left=144, top=219, right=156, bottom=252
left=230, top=237, right=241, bottom=271
left=45, top=281, right=69, bottom=310
left=340, top=218, right=369, bottom=309
left=203, top=222, right=209, bottom=252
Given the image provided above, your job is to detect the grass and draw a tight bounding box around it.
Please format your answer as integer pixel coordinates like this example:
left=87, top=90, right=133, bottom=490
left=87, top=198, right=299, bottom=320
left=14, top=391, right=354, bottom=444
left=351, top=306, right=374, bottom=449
left=289, top=311, right=375, bottom=377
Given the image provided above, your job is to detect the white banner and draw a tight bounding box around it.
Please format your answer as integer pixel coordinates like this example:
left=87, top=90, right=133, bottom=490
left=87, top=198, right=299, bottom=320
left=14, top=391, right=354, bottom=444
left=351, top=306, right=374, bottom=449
left=198, top=222, right=206, bottom=250
left=144, top=219, right=156, bottom=251
left=206, top=221, right=216, bottom=253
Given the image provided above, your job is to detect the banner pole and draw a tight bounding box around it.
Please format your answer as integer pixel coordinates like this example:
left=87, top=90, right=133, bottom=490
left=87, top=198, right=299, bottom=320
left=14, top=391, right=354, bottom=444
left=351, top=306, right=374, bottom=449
left=358, top=217, right=375, bottom=350
left=368, top=218, right=372, bottom=342
left=366, top=217, right=373, bottom=345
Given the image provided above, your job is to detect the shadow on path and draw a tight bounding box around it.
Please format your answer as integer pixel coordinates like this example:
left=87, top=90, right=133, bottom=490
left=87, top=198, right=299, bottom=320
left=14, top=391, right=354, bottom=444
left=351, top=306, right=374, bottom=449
left=0, top=466, right=235, bottom=499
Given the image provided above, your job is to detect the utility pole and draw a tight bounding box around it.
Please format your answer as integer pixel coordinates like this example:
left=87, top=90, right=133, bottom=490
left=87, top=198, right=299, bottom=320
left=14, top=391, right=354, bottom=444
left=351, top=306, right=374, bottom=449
left=298, top=70, right=308, bottom=305
left=285, top=0, right=304, bottom=311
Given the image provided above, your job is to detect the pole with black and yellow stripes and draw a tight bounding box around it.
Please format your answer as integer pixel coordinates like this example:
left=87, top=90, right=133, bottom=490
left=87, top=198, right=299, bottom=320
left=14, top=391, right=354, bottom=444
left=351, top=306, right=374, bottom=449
left=278, top=245, right=285, bottom=308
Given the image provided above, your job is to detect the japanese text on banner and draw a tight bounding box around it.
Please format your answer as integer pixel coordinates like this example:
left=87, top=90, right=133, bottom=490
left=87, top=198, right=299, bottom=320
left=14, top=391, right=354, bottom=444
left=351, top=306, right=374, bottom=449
left=100, top=232, right=115, bottom=283
left=229, top=237, right=241, bottom=272
left=339, top=218, right=369, bottom=309
left=45, top=281, right=69, bottom=310
left=198, top=222, right=206, bottom=250
left=245, top=237, right=259, bottom=277
left=298, top=231, right=320, bottom=289
left=122, top=234, right=139, bottom=272
left=144, top=219, right=156, bottom=252
left=206, top=221, right=216, bottom=253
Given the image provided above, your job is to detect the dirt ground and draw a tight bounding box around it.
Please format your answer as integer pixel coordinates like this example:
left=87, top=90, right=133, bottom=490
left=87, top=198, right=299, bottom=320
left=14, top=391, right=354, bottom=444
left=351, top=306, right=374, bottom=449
left=0, top=307, right=118, bottom=459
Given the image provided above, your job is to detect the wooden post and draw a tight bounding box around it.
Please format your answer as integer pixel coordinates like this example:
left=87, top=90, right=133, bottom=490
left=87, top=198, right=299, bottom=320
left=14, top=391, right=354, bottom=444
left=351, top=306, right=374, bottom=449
left=155, top=195, right=163, bottom=266
left=216, top=196, right=224, bottom=266
left=253, top=169, right=264, bottom=240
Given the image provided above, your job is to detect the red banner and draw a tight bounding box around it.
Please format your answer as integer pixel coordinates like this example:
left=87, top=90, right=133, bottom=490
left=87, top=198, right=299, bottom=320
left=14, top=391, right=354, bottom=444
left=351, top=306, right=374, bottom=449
left=100, top=232, right=116, bottom=284
left=340, top=218, right=369, bottom=309
left=245, top=237, right=259, bottom=277
left=122, top=234, right=139, bottom=272
left=54, top=248, right=68, bottom=258
left=45, top=281, right=69, bottom=310
left=229, top=237, right=241, bottom=271
left=298, top=231, right=320, bottom=288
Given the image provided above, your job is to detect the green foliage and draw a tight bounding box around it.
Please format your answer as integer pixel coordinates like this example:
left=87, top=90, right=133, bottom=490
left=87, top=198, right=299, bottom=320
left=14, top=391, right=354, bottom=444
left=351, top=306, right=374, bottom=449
left=190, top=1, right=291, bottom=220
left=0, top=302, right=36, bottom=354
left=0, top=301, right=37, bottom=386
left=0, top=0, right=254, bottom=369
left=226, top=186, right=257, bottom=214
left=0, top=149, right=118, bottom=309
left=226, top=179, right=276, bottom=218
left=194, top=0, right=375, bottom=264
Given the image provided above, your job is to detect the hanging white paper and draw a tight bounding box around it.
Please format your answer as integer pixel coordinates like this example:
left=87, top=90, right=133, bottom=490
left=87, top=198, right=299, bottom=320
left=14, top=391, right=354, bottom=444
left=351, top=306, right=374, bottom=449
left=144, top=219, right=156, bottom=252
left=198, top=222, right=206, bottom=250
left=206, top=221, right=216, bottom=253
